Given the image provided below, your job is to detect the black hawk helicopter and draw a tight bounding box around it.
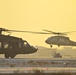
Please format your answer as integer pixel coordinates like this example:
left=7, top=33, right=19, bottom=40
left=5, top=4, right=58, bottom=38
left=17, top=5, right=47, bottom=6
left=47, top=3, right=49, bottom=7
left=43, top=29, right=76, bottom=47
left=0, top=28, right=38, bottom=58
left=22, top=29, right=76, bottom=47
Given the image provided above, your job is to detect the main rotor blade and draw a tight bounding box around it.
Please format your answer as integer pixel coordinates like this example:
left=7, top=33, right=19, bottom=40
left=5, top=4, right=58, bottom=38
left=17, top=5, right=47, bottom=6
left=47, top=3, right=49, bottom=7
left=43, top=29, right=66, bottom=35
left=8, top=29, right=66, bottom=35
left=63, top=31, right=76, bottom=34
left=1, top=28, right=76, bottom=35
left=0, top=28, right=51, bottom=34
left=6, top=30, right=51, bottom=34
left=43, top=29, right=55, bottom=33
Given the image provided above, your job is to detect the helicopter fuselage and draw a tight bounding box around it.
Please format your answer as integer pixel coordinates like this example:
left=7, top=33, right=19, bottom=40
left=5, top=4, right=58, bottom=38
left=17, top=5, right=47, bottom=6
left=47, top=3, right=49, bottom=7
left=0, top=34, right=38, bottom=58
left=45, top=36, right=76, bottom=47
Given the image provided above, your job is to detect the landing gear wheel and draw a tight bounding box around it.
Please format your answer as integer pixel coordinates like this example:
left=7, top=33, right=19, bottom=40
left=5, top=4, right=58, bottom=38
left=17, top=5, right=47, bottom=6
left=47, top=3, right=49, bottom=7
left=10, top=56, right=14, bottom=58
left=50, top=45, right=52, bottom=47
left=5, top=54, right=9, bottom=58
left=58, top=45, right=60, bottom=47
left=10, top=54, right=15, bottom=58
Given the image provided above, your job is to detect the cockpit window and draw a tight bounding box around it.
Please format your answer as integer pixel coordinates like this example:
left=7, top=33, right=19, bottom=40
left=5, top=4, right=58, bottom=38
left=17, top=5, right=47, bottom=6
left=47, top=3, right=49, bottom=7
left=24, top=41, right=30, bottom=47
left=24, top=42, right=27, bottom=45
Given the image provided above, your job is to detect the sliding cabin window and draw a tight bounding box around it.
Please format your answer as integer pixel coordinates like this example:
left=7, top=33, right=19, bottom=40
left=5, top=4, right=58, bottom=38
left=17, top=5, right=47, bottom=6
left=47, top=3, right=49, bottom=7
left=3, top=42, right=9, bottom=49
left=19, top=42, right=22, bottom=48
left=0, top=42, right=2, bottom=48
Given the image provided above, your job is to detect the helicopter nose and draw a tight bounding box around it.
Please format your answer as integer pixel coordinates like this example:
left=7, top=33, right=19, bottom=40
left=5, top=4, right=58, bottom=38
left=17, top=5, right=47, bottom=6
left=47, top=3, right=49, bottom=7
left=32, top=47, right=38, bottom=53
left=45, top=39, right=48, bottom=44
left=45, top=39, right=50, bottom=44
left=34, top=48, right=38, bottom=52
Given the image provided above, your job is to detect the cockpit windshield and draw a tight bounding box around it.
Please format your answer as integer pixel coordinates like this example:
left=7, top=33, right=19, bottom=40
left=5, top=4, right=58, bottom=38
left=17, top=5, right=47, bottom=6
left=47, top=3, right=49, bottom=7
left=23, top=41, right=30, bottom=47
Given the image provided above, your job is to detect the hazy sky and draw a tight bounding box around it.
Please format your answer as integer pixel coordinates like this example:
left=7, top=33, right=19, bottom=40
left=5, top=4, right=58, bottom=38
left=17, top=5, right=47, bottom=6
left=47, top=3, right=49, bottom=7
left=0, top=0, right=76, bottom=48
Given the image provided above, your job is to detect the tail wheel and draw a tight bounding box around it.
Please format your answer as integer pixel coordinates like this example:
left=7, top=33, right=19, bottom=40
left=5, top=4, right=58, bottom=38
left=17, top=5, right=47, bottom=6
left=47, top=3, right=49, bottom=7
left=5, top=54, right=9, bottom=58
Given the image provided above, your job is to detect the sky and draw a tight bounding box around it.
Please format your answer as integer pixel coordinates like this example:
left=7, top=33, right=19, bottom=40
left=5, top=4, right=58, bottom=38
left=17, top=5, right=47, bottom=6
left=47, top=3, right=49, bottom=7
left=0, top=0, right=76, bottom=48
